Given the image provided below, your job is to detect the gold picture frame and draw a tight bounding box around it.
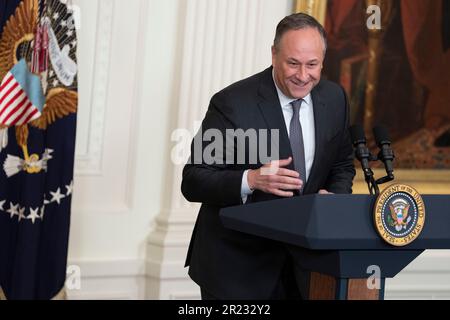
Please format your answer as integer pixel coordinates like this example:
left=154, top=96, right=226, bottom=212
left=293, top=0, right=450, bottom=195
left=294, top=0, right=328, bottom=25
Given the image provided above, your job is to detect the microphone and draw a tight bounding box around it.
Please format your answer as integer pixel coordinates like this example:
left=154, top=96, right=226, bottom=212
left=349, top=125, right=371, bottom=173
left=350, top=125, right=380, bottom=195
left=373, top=125, right=395, bottom=179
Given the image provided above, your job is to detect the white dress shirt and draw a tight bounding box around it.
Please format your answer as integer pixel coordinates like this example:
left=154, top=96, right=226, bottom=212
left=241, top=76, right=316, bottom=202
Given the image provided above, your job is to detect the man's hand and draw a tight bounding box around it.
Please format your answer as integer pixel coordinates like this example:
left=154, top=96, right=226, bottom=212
left=318, top=189, right=334, bottom=194
left=247, top=157, right=303, bottom=197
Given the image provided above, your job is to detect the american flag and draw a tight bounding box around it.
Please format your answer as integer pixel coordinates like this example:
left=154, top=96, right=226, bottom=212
left=0, top=59, right=44, bottom=126
left=1, top=0, right=78, bottom=300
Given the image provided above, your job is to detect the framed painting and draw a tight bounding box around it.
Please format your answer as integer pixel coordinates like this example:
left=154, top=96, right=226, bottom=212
left=294, top=0, right=450, bottom=194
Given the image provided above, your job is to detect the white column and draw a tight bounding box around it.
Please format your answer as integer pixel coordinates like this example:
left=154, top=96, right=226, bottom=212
left=145, top=0, right=293, bottom=300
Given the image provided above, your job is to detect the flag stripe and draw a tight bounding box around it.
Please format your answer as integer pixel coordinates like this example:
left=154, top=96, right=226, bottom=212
left=0, top=82, right=19, bottom=106
left=1, top=85, right=23, bottom=109
left=13, top=100, right=34, bottom=125
left=25, top=108, right=39, bottom=124
left=6, top=99, right=31, bottom=125
left=0, top=72, right=43, bottom=126
left=16, top=104, right=38, bottom=125
left=0, top=89, right=26, bottom=120
left=1, top=96, right=28, bottom=125
left=24, top=108, right=41, bottom=123
left=0, top=92, right=28, bottom=120
left=1, top=93, right=29, bottom=125
left=0, top=74, right=13, bottom=91
left=0, top=77, right=19, bottom=107
left=7, top=105, right=28, bottom=126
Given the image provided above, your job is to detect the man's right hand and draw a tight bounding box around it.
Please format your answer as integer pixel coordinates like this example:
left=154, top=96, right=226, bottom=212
left=247, top=157, right=303, bottom=197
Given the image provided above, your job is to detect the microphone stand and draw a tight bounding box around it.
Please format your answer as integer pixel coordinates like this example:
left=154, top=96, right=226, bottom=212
left=351, top=125, right=395, bottom=196
left=372, top=125, right=395, bottom=192
left=362, top=155, right=380, bottom=196
left=365, top=170, right=379, bottom=195
left=374, top=149, right=395, bottom=186
left=361, top=151, right=394, bottom=196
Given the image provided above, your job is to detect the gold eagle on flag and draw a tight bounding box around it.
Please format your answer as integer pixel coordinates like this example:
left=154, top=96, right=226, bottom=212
left=0, top=0, right=77, bottom=172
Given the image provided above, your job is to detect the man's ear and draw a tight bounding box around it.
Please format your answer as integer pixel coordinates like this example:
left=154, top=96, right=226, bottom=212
left=271, top=45, right=277, bottom=65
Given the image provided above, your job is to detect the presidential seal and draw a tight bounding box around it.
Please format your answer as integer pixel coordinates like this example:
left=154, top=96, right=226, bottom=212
left=374, top=184, right=425, bottom=246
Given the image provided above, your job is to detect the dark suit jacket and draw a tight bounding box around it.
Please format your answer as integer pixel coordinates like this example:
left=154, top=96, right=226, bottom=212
left=181, top=67, right=355, bottom=299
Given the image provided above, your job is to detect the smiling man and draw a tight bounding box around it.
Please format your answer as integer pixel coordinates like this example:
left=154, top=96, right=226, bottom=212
left=272, top=26, right=324, bottom=99
left=182, top=13, right=355, bottom=300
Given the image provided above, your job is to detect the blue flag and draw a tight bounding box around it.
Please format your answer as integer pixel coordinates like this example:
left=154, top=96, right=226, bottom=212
left=0, top=0, right=78, bottom=300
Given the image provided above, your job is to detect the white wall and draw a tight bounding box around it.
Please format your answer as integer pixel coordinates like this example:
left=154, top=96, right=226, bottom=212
left=68, top=0, right=295, bottom=299
left=69, top=0, right=182, bottom=299
left=67, top=0, right=450, bottom=300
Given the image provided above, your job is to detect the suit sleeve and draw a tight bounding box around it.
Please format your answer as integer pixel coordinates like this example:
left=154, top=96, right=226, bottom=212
left=324, top=87, right=356, bottom=194
left=181, top=93, right=245, bottom=207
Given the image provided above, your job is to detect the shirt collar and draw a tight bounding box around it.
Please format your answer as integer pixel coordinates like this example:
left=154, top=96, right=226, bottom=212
left=272, top=71, right=312, bottom=108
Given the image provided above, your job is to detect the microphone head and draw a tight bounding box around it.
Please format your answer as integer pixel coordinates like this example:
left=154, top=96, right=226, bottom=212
left=373, top=125, right=391, bottom=146
left=349, top=125, right=366, bottom=145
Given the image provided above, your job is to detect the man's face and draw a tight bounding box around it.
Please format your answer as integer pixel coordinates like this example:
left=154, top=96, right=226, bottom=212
left=272, top=28, right=325, bottom=99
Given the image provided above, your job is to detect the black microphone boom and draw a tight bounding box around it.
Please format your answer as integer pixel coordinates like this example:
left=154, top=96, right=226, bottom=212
left=349, top=125, right=396, bottom=195
left=349, top=125, right=379, bottom=195
left=373, top=125, right=395, bottom=183
left=349, top=125, right=371, bottom=172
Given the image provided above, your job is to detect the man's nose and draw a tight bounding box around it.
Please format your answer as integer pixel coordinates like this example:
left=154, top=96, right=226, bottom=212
left=296, top=66, right=309, bottom=82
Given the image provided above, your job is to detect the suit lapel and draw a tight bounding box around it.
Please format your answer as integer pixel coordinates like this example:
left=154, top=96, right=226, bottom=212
left=304, top=83, right=327, bottom=193
left=256, top=68, right=294, bottom=167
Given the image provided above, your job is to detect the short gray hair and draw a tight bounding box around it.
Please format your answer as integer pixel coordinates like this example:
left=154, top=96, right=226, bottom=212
left=273, top=13, right=327, bottom=55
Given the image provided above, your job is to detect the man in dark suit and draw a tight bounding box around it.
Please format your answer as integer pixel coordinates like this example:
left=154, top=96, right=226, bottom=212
left=181, top=13, right=355, bottom=299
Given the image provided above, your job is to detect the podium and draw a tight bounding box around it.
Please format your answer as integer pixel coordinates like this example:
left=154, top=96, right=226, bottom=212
left=220, top=194, right=450, bottom=300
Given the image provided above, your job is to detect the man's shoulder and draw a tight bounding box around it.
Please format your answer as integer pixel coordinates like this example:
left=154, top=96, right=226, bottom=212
left=313, top=79, right=348, bottom=114
left=314, top=79, right=345, bottom=97
left=212, top=67, right=271, bottom=103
